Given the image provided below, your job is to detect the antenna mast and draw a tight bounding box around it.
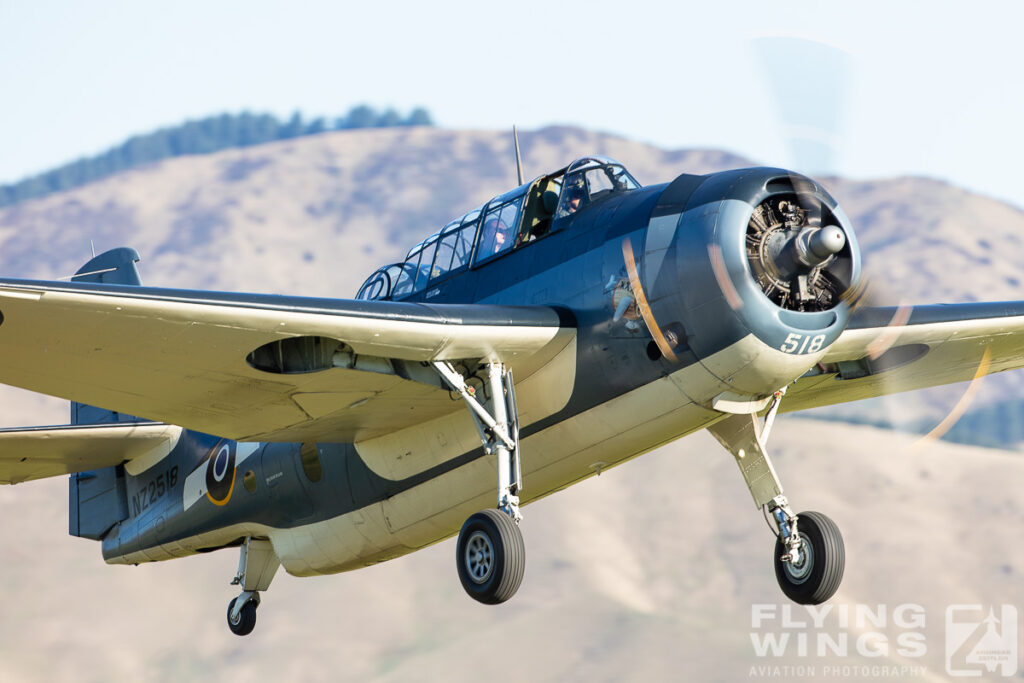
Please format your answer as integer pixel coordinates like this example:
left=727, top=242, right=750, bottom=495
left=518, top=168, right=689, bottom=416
left=513, top=125, right=524, bottom=185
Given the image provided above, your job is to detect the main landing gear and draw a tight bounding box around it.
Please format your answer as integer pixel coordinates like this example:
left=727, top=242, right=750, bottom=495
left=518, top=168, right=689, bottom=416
left=434, top=360, right=526, bottom=604
left=226, top=537, right=280, bottom=636
left=708, top=389, right=845, bottom=605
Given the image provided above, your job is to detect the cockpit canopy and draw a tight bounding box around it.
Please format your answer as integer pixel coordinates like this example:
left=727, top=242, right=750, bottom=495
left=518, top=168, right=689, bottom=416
left=356, top=156, right=641, bottom=302
left=555, top=156, right=640, bottom=218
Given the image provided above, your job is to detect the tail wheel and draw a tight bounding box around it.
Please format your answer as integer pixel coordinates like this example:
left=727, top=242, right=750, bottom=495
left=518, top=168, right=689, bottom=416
left=774, top=510, right=844, bottom=605
left=227, top=596, right=258, bottom=636
left=456, top=509, right=525, bottom=604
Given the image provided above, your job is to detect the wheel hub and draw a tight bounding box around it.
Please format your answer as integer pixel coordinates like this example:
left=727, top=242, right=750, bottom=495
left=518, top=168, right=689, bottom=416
left=464, top=531, right=495, bottom=584
left=783, top=539, right=814, bottom=584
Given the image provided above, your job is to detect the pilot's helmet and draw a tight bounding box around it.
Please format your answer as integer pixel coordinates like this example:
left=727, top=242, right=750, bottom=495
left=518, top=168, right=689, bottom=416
left=484, top=218, right=510, bottom=251
left=564, top=173, right=586, bottom=199
left=484, top=218, right=508, bottom=234
left=560, top=173, right=587, bottom=215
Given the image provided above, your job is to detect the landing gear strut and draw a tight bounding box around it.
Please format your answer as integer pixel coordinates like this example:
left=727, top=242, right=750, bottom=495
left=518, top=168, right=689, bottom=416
left=226, top=537, right=280, bottom=636
left=708, top=389, right=844, bottom=605
left=434, top=360, right=526, bottom=604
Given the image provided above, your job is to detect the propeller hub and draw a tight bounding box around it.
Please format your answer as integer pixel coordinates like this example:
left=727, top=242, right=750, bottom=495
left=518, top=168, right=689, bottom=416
left=796, top=225, right=846, bottom=269
left=806, top=225, right=846, bottom=260
left=745, top=192, right=851, bottom=312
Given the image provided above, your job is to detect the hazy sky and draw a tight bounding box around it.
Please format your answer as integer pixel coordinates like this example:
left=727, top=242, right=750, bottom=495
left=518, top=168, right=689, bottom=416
left=3, top=1, right=1024, bottom=209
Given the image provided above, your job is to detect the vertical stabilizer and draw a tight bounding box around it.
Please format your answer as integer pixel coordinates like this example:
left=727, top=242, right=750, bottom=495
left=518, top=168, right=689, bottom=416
left=71, top=246, right=142, bottom=286
left=67, top=247, right=145, bottom=540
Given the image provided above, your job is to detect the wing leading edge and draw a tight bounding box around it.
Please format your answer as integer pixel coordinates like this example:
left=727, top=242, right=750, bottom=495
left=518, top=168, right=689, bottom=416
left=0, top=279, right=575, bottom=443
left=782, top=302, right=1024, bottom=413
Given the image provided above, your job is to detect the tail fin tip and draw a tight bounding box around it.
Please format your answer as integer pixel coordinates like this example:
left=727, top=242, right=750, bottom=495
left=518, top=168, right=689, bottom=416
left=72, top=247, right=142, bottom=286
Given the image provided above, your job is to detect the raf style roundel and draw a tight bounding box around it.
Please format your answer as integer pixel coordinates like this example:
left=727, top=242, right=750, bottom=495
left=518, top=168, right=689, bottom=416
left=205, top=441, right=236, bottom=505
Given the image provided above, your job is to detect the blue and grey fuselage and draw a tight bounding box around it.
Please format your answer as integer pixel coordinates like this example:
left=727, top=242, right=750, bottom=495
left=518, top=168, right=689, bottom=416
left=69, top=158, right=861, bottom=576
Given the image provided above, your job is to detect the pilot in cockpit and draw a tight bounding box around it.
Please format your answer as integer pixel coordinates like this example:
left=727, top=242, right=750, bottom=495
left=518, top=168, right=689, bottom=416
left=555, top=157, right=641, bottom=220
left=480, top=218, right=512, bottom=255
left=558, top=176, right=588, bottom=217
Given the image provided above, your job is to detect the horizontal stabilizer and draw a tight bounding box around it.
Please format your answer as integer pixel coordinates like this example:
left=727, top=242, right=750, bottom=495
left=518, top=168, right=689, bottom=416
left=0, top=422, right=182, bottom=484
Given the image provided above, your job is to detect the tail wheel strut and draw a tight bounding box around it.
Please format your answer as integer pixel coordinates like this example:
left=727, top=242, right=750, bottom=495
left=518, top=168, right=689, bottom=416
left=226, top=537, right=280, bottom=636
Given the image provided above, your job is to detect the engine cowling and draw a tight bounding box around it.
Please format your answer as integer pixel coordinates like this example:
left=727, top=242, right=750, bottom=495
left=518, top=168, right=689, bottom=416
left=640, top=168, right=862, bottom=408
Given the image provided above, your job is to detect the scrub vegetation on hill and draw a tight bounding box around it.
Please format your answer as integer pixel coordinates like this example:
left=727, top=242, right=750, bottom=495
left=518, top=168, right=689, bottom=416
left=0, top=105, right=433, bottom=208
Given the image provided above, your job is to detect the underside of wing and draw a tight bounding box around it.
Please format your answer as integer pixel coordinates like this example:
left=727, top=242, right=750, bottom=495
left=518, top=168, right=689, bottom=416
left=0, top=280, right=575, bottom=442
left=0, top=422, right=182, bottom=484
left=782, top=302, right=1024, bottom=413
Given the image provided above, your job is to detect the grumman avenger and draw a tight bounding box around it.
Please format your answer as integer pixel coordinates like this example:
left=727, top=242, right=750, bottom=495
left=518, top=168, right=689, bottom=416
left=0, top=154, right=1021, bottom=636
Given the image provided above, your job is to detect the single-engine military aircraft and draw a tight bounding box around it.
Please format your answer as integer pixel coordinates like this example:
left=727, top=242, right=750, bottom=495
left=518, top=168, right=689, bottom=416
left=0, top=155, right=1021, bottom=636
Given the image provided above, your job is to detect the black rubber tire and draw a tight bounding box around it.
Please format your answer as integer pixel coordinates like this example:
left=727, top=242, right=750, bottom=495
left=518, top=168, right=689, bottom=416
left=456, top=509, right=526, bottom=605
left=226, top=597, right=258, bottom=636
left=773, top=510, right=844, bottom=605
